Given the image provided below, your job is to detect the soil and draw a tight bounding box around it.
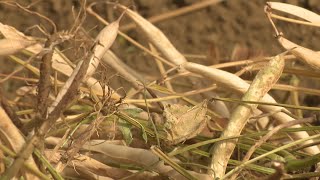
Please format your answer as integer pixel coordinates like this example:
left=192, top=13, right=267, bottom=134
left=125, top=0, right=320, bottom=64
left=1, top=0, right=319, bottom=59
left=0, top=0, right=319, bottom=101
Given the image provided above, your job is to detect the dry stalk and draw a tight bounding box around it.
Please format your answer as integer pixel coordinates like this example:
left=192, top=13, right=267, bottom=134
left=118, top=2, right=319, bottom=157
left=124, top=85, right=218, bottom=104
left=289, top=76, right=303, bottom=117
left=150, top=44, right=174, bottom=92
left=209, top=53, right=285, bottom=178
left=0, top=20, right=121, bottom=100
left=0, top=38, right=37, bottom=56
left=0, top=107, right=40, bottom=179
left=165, top=54, right=307, bottom=79
left=2, top=46, right=92, bottom=179
left=37, top=37, right=56, bottom=118
left=266, top=2, right=320, bottom=70
left=55, top=87, right=120, bottom=172
left=228, top=117, right=315, bottom=180
left=102, top=50, right=143, bottom=89
left=76, top=28, right=144, bottom=90
left=51, top=10, right=124, bottom=174
left=83, top=11, right=125, bottom=81
left=75, top=140, right=211, bottom=179
left=184, top=61, right=319, bottom=151
left=117, top=4, right=187, bottom=66
left=3, top=3, right=121, bottom=179
left=44, top=150, right=156, bottom=179
left=87, top=3, right=176, bottom=67
left=0, top=52, right=41, bottom=84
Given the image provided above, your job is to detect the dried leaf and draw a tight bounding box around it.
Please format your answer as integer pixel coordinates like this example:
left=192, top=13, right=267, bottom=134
left=163, top=100, right=209, bottom=144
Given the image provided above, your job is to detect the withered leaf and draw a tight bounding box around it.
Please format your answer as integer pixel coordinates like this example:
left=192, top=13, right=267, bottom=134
left=163, top=100, right=209, bottom=144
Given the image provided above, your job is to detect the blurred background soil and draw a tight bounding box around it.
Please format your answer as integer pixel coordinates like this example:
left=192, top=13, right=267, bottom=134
left=0, top=0, right=319, bottom=103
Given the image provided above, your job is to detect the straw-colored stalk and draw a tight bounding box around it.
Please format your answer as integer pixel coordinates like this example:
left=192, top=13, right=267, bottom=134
left=117, top=4, right=187, bottom=66
left=0, top=38, right=37, bottom=56
left=83, top=13, right=124, bottom=81
left=0, top=107, right=40, bottom=179
left=45, top=137, right=212, bottom=179
left=0, top=23, right=122, bottom=100
left=47, top=13, right=123, bottom=172
left=122, top=4, right=319, bottom=155
left=278, top=36, right=320, bottom=70
left=44, top=149, right=159, bottom=179
left=101, top=50, right=144, bottom=89
left=209, top=53, right=285, bottom=178
left=183, top=62, right=319, bottom=153
left=266, top=2, right=320, bottom=70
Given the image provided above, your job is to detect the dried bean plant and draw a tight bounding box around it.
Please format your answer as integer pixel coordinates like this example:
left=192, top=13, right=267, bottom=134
left=0, top=1, right=320, bottom=180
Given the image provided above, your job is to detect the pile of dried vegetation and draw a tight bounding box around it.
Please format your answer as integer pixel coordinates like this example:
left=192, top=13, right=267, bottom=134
left=1, top=0, right=320, bottom=179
